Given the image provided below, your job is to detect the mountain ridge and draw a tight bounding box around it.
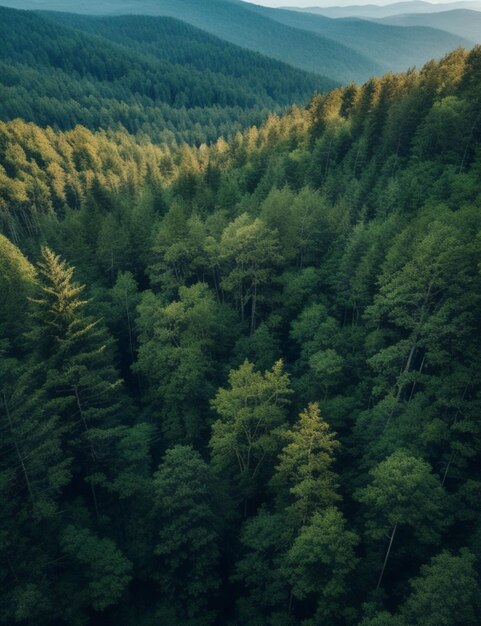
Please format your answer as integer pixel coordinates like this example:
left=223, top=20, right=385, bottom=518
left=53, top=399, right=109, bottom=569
left=245, top=3, right=473, bottom=74
left=287, top=1, right=481, bottom=18
left=0, top=0, right=471, bottom=83
left=374, top=8, right=481, bottom=43
left=0, top=5, right=335, bottom=144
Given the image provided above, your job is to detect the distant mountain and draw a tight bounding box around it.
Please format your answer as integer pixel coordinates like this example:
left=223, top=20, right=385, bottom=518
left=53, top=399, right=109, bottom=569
left=289, top=1, right=481, bottom=19
left=247, top=4, right=473, bottom=74
left=376, top=9, right=481, bottom=43
left=0, top=0, right=382, bottom=83
left=61, top=4, right=389, bottom=83
left=0, top=6, right=334, bottom=144
left=0, top=0, right=473, bottom=82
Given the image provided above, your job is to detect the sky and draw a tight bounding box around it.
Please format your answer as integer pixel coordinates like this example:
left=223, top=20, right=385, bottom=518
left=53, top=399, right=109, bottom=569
left=241, top=0, right=462, bottom=6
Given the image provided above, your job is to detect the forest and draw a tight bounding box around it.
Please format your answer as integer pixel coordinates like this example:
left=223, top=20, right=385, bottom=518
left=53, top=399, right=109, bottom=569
left=1, top=21, right=481, bottom=626
left=0, top=7, right=333, bottom=145
left=1, top=0, right=474, bottom=83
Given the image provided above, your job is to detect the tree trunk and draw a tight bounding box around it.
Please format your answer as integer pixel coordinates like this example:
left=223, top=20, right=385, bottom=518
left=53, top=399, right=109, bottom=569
left=3, top=392, right=35, bottom=505
left=376, top=523, right=397, bottom=590
left=250, top=282, right=257, bottom=337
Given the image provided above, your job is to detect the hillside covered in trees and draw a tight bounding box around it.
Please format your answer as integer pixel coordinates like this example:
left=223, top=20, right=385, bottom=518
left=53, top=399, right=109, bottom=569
left=0, top=0, right=474, bottom=83
left=0, top=6, right=334, bottom=145
left=1, top=42, right=481, bottom=625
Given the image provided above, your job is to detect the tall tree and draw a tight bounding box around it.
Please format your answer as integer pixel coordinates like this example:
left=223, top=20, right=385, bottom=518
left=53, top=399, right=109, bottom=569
left=220, top=214, right=282, bottom=334
left=28, top=247, right=132, bottom=514
left=152, top=445, right=223, bottom=623
left=285, top=507, right=359, bottom=622
left=271, top=403, right=340, bottom=523
left=134, top=282, right=236, bottom=443
left=210, top=360, right=292, bottom=507
left=356, top=450, right=447, bottom=590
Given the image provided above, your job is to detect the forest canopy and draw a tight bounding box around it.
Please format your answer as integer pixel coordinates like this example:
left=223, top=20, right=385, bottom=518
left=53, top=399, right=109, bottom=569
left=0, top=6, right=334, bottom=145
left=1, top=39, right=481, bottom=626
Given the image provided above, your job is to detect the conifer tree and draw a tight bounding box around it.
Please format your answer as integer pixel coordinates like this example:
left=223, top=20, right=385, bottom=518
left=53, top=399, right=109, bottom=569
left=271, top=403, right=340, bottom=523
left=28, top=247, right=131, bottom=513
left=152, top=445, right=222, bottom=623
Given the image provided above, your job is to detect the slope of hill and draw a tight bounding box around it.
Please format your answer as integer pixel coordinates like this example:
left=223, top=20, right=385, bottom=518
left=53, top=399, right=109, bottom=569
left=1, top=44, right=480, bottom=626
left=0, top=6, right=335, bottom=144
left=376, top=9, right=481, bottom=43
left=247, top=4, right=473, bottom=74
left=291, top=1, right=481, bottom=19
left=4, top=0, right=471, bottom=82
left=0, top=0, right=389, bottom=83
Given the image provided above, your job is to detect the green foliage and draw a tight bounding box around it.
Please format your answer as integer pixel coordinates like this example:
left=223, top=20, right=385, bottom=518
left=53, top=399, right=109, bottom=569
left=220, top=213, right=282, bottom=333
left=402, top=549, right=480, bottom=626
left=152, top=445, right=222, bottom=621
left=135, top=282, right=236, bottom=443
left=272, top=403, right=340, bottom=522
left=1, top=43, right=481, bottom=626
left=61, top=525, right=132, bottom=611
left=210, top=360, right=292, bottom=501
left=356, top=450, right=447, bottom=544
left=0, top=234, right=35, bottom=346
left=286, top=508, right=359, bottom=619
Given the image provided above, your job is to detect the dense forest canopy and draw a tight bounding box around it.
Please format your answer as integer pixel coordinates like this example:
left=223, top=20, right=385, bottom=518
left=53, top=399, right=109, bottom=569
left=0, top=0, right=474, bottom=82
left=0, top=6, right=334, bottom=145
left=241, top=2, right=474, bottom=73
left=1, top=40, right=481, bottom=625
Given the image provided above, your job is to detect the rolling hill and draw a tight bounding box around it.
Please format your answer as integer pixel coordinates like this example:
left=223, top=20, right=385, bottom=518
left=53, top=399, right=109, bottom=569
left=376, top=9, right=481, bottom=43
left=0, top=6, right=335, bottom=144
left=37, top=8, right=377, bottom=81
left=247, top=4, right=473, bottom=74
left=0, top=0, right=384, bottom=83
left=290, top=1, right=481, bottom=19
left=1, top=0, right=472, bottom=82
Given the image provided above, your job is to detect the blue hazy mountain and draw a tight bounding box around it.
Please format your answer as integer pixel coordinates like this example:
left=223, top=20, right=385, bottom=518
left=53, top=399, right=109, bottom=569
left=288, top=1, right=481, bottom=19
left=0, top=0, right=472, bottom=83
left=246, top=3, right=473, bottom=74
left=375, top=9, right=481, bottom=43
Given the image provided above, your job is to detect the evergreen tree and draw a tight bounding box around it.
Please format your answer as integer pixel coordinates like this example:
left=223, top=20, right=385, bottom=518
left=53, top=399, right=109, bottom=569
left=28, top=247, right=132, bottom=513
left=271, top=403, right=340, bottom=523
left=152, top=445, right=223, bottom=623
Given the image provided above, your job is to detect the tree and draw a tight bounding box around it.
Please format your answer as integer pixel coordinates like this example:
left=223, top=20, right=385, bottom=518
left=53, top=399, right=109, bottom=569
left=28, top=247, right=131, bottom=514
left=234, top=509, right=295, bottom=623
left=401, top=549, right=480, bottom=626
left=290, top=302, right=345, bottom=402
left=359, top=612, right=406, bottom=626
left=148, top=206, right=211, bottom=293
left=220, top=213, right=282, bottom=334
left=0, top=354, right=71, bottom=625
left=152, top=445, right=222, bottom=622
left=271, top=403, right=340, bottom=523
left=0, top=357, right=70, bottom=520
left=104, top=271, right=141, bottom=376
left=356, top=450, right=447, bottom=589
left=134, top=282, right=236, bottom=443
left=60, top=525, right=132, bottom=614
left=210, top=360, right=292, bottom=506
left=285, top=507, right=359, bottom=620
left=0, top=234, right=35, bottom=350
left=365, top=216, right=470, bottom=407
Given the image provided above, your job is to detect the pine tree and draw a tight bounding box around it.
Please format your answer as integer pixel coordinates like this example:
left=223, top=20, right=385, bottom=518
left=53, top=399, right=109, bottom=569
left=28, top=247, right=131, bottom=514
left=271, top=403, right=340, bottom=523
left=152, top=445, right=222, bottom=622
